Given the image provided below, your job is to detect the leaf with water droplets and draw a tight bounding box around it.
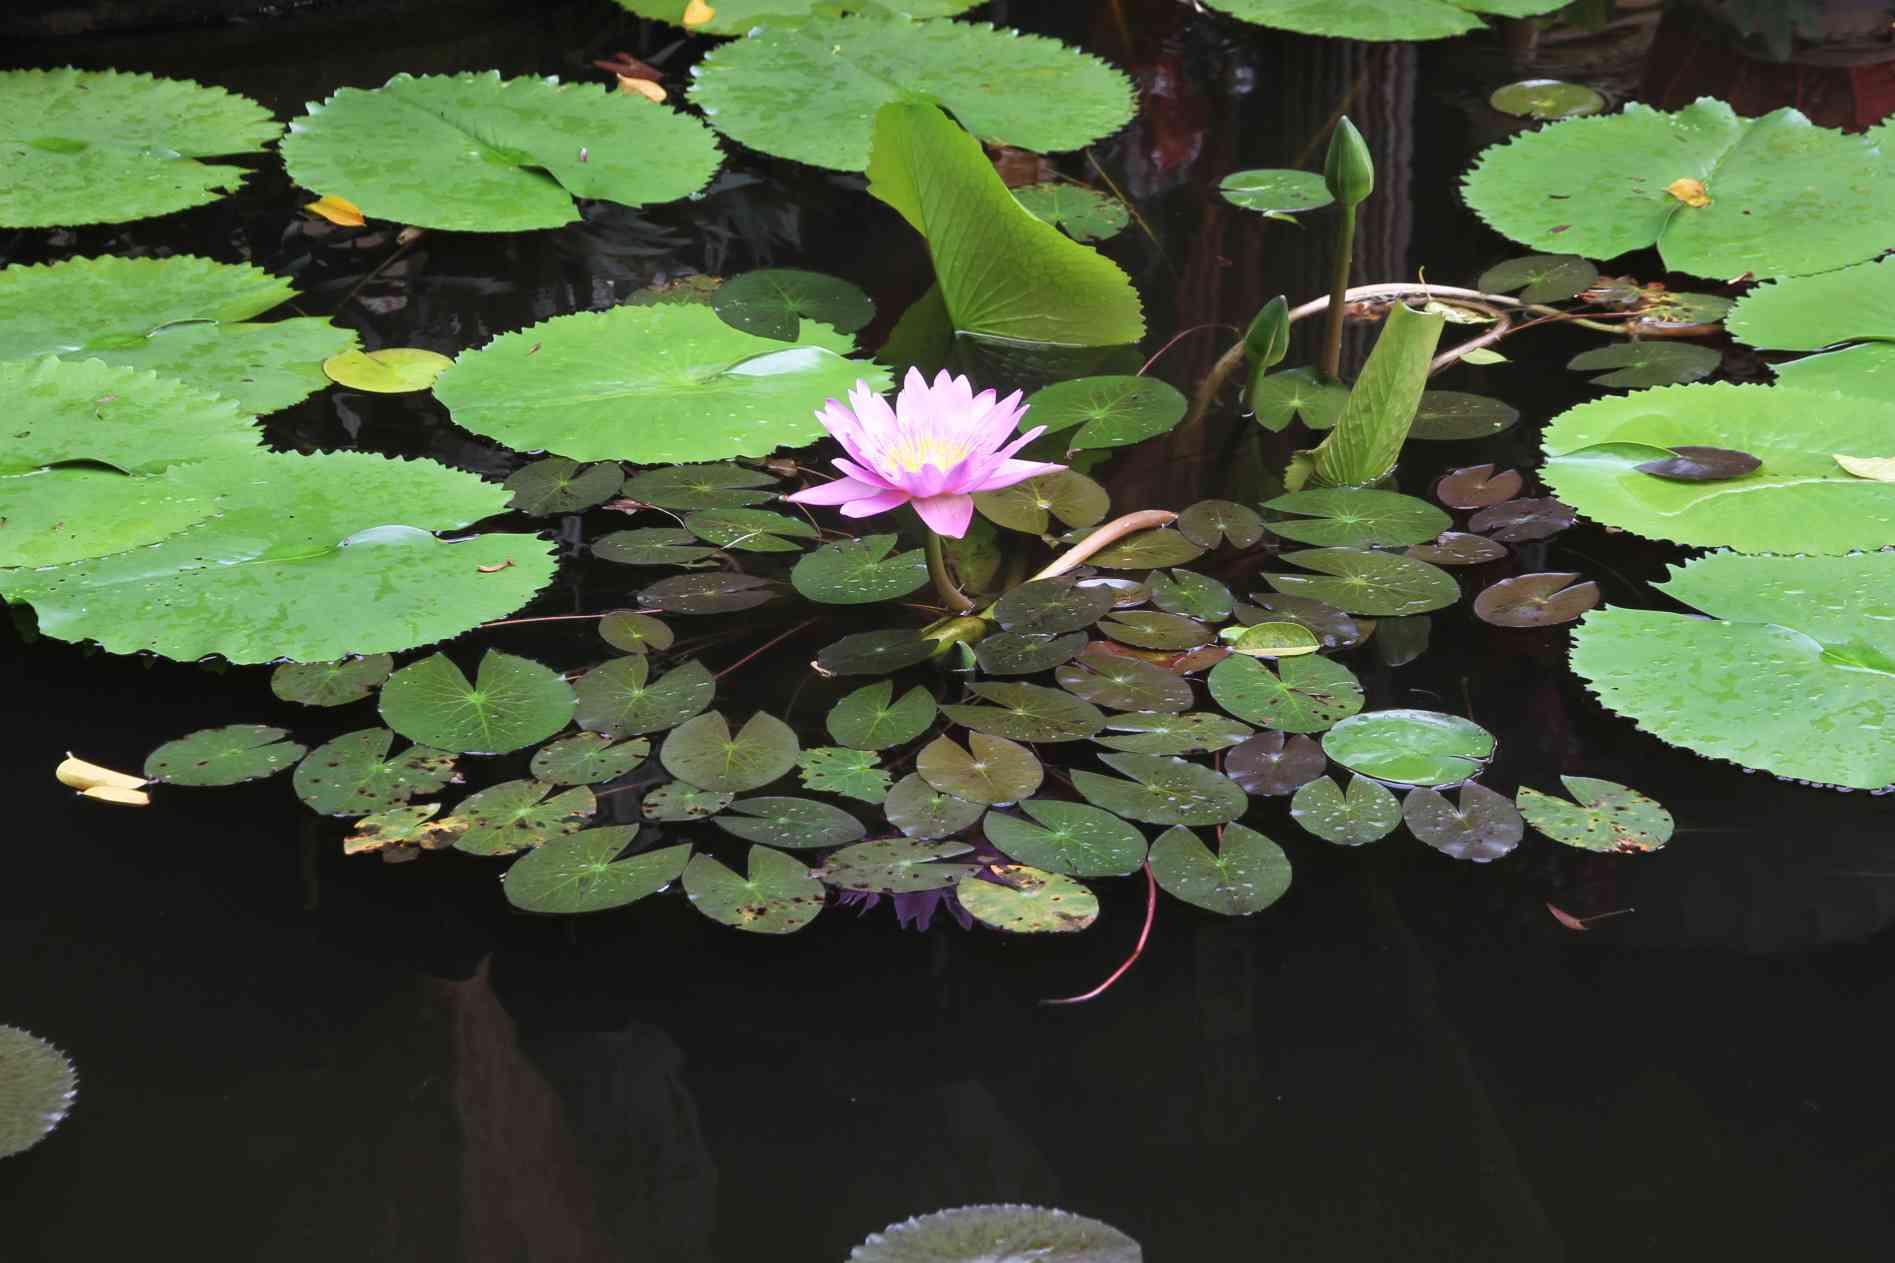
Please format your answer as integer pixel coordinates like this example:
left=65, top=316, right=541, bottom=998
left=1071, top=753, right=1246, bottom=826
left=1473, top=572, right=1600, bottom=628
left=684, top=845, right=825, bottom=934
left=815, top=837, right=981, bottom=893
left=957, top=864, right=1099, bottom=934
left=1402, top=783, right=1522, bottom=862
left=1289, top=774, right=1401, bottom=846
left=713, top=796, right=865, bottom=849
left=503, top=827, right=689, bottom=914
left=1518, top=776, right=1672, bottom=853
left=1148, top=823, right=1290, bottom=917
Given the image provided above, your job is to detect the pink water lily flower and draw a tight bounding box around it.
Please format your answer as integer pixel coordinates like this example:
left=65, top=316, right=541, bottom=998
left=785, top=368, right=1065, bottom=538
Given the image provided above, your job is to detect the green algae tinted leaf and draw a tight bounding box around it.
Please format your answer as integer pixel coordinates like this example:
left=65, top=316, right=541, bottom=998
left=504, top=457, right=624, bottom=516
left=1055, top=647, right=1193, bottom=714
left=598, top=611, right=674, bottom=655
left=916, top=732, right=1042, bottom=805
left=272, top=655, right=394, bottom=707
left=283, top=72, right=722, bottom=231
left=684, top=845, right=825, bottom=934
left=453, top=779, right=596, bottom=856
left=0, top=1025, right=78, bottom=1158
left=380, top=650, right=575, bottom=755
left=1148, top=823, right=1291, bottom=917
left=816, top=837, right=981, bottom=894
left=528, top=732, right=650, bottom=785
left=797, top=746, right=893, bottom=803
left=1402, top=783, right=1522, bottom=862
left=957, top=865, right=1099, bottom=934
left=292, top=728, right=458, bottom=818
left=1262, top=489, right=1451, bottom=548
left=1476, top=253, right=1599, bottom=303
left=503, top=828, right=689, bottom=915
left=622, top=463, right=781, bottom=510
left=1013, top=182, right=1130, bottom=242
left=640, top=781, right=734, bottom=822
left=712, top=268, right=874, bottom=341
left=1517, top=776, right=1673, bottom=853
left=983, top=800, right=1146, bottom=877
left=826, top=681, right=937, bottom=751
left=884, top=772, right=986, bottom=838
left=659, top=710, right=799, bottom=793
left=573, top=657, right=715, bottom=738
left=1487, top=80, right=1605, bottom=121
left=1026, top=376, right=1186, bottom=452
left=1289, top=774, right=1402, bottom=846
left=848, top=1204, right=1142, bottom=1262
left=792, top=534, right=929, bottom=603
left=145, top=725, right=304, bottom=787
left=1321, top=709, right=1495, bottom=788
left=1264, top=547, right=1460, bottom=617
left=639, top=572, right=776, bottom=614
left=714, top=796, right=865, bottom=849
left=1071, top=753, right=1246, bottom=826
left=1206, top=653, right=1363, bottom=732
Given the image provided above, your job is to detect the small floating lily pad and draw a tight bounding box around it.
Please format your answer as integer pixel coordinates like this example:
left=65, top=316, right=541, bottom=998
left=594, top=528, right=722, bottom=567
left=1263, top=489, right=1450, bottom=548
left=884, top=773, right=986, bottom=838
left=975, top=631, right=1091, bottom=676
left=1206, top=652, right=1363, bottom=732
left=917, top=733, right=1042, bottom=805
left=816, top=837, right=980, bottom=893
left=944, top=682, right=1107, bottom=742
left=1100, top=610, right=1211, bottom=651
left=714, top=796, right=865, bottom=849
left=503, top=828, right=690, bottom=914
left=1264, top=547, right=1460, bottom=616
left=623, top=463, right=781, bottom=510
left=1072, top=753, right=1246, bottom=826
left=1634, top=445, right=1762, bottom=482
left=817, top=628, right=937, bottom=676
left=1473, top=572, right=1600, bottom=627
left=1321, top=709, right=1495, bottom=787
left=993, top=578, right=1117, bottom=634
left=974, top=470, right=1110, bottom=533
left=271, top=655, right=394, bottom=707
left=1407, top=531, right=1510, bottom=566
left=572, top=656, right=714, bottom=738
left=956, top=864, right=1099, bottom=934
left=1013, top=182, right=1130, bottom=242
left=1224, top=730, right=1326, bottom=796
left=1567, top=341, right=1720, bottom=388
left=684, top=507, right=819, bottom=553
left=528, top=733, right=650, bottom=785
left=1146, top=569, right=1234, bottom=621
left=1402, top=783, right=1522, bottom=862
left=292, top=728, right=459, bottom=817
left=380, top=650, right=575, bottom=755
left=1289, top=774, right=1402, bottom=846
left=797, top=747, right=892, bottom=803
left=1026, top=376, right=1187, bottom=453
left=1093, top=711, right=1253, bottom=756
left=1517, top=776, right=1673, bottom=853
left=660, top=710, right=799, bottom=793
left=1148, top=823, right=1290, bottom=917
left=505, top=457, right=624, bottom=515
left=712, top=268, right=874, bottom=341
left=1408, top=391, right=1519, bottom=440
left=1218, top=168, right=1333, bottom=219
left=1177, top=500, right=1266, bottom=550
left=1056, top=647, right=1193, bottom=714
left=683, top=845, right=825, bottom=934
left=640, top=572, right=777, bottom=613
left=826, top=680, right=937, bottom=751
left=640, top=781, right=733, bottom=821
left=1478, top=253, right=1599, bottom=302
left=598, top=611, right=674, bottom=655
left=323, top=347, right=453, bottom=393
left=791, top=534, right=929, bottom=603
left=144, top=724, right=304, bottom=786
left=983, top=800, right=1146, bottom=876
left=453, top=779, right=595, bottom=856
left=1467, top=497, right=1575, bottom=542
left=1434, top=464, right=1524, bottom=509
left=1488, top=80, right=1605, bottom=122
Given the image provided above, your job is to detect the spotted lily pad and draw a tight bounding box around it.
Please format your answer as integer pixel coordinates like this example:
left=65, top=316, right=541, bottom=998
left=917, top=733, right=1042, bottom=804
left=1406, top=531, right=1510, bottom=566
left=660, top=710, right=799, bottom=793
left=0, top=1025, right=77, bottom=1159
left=1148, top=823, right=1291, bottom=916
left=683, top=845, right=825, bottom=934
left=974, top=470, right=1110, bottom=533
left=641, top=781, right=734, bottom=821
left=1072, top=753, right=1246, bottom=826
left=573, top=656, right=715, bottom=737
left=975, top=631, right=1091, bottom=676
left=1055, top=647, right=1193, bottom=714
left=594, top=528, right=722, bottom=567
left=271, top=655, right=394, bottom=707
left=1093, top=711, right=1254, bottom=756
left=1263, top=548, right=1460, bottom=617
left=528, top=733, right=650, bottom=785
left=1289, top=774, right=1402, bottom=846
left=1408, top=391, right=1520, bottom=440
left=1402, top=783, right=1523, bottom=862
left=884, top=773, right=986, bottom=838
left=1146, top=569, right=1233, bottom=621
left=797, top=747, right=892, bottom=803
left=1218, top=168, right=1333, bottom=219
left=1224, top=730, right=1326, bottom=796
left=1262, top=489, right=1450, bottom=548
left=816, top=837, right=981, bottom=893
left=1321, top=709, right=1496, bottom=787
left=791, top=534, right=929, bottom=603
left=452, top=780, right=596, bottom=856
left=291, top=728, right=459, bottom=817
left=826, top=680, right=937, bottom=750
left=944, top=682, right=1107, bottom=742
left=714, top=796, right=865, bottom=849
left=640, top=572, right=777, bottom=614
left=144, top=724, right=305, bottom=786
left=502, top=828, right=690, bottom=914
left=982, top=800, right=1146, bottom=877
left=622, top=462, right=780, bottom=509
left=1473, top=572, right=1600, bottom=627
left=684, top=507, right=819, bottom=552
left=504, top=458, right=624, bottom=515
left=1206, top=653, right=1363, bottom=732
left=1517, top=776, right=1673, bottom=853
left=956, top=864, right=1099, bottom=934
left=992, top=578, right=1117, bottom=634
left=379, top=650, right=576, bottom=755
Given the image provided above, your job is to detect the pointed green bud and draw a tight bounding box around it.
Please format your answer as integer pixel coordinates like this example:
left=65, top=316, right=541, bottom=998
left=1242, top=295, right=1291, bottom=372
left=1323, top=116, right=1374, bottom=208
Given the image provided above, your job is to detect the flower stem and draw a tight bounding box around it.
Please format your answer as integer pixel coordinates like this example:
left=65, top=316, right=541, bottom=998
left=1320, top=203, right=1357, bottom=382
left=924, top=530, right=977, bottom=614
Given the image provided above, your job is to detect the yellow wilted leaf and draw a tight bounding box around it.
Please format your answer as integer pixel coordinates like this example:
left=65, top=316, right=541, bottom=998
left=1665, top=177, right=1711, bottom=208
left=82, top=785, right=152, bottom=807
left=1833, top=454, right=1895, bottom=481
left=56, top=753, right=148, bottom=792
left=305, top=195, right=366, bottom=227
left=617, top=74, right=667, bottom=103
left=683, top=0, right=715, bottom=27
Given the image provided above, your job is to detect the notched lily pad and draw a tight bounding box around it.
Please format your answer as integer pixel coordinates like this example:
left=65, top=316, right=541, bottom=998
left=1407, top=531, right=1510, bottom=566
left=1289, top=774, right=1402, bottom=846
left=1219, top=168, right=1333, bottom=219
left=983, top=800, right=1147, bottom=876
left=975, top=630, right=1090, bottom=676
left=1402, top=783, right=1522, bottom=862
left=505, top=457, right=624, bottom=515
left=1473, top=572, right=1600, bottom=628
left=944, top=681, right=1107, bottom=741
left=816, top=837, right=980, bottom=893
left=503, top=827, right=690, bottom=915
left=1147, top=569, right=1233, bottom=621
left=1517, top=776, right=1673, bottom=853
left=1225, top=730, right=1325, bottom=797
left=594, top=528, right=721, bottom=567
left=992, top=578, right=1116, bottom=634
left=453, top=779, right=595, bottom=856
left=884, top=772, right=986, bottom=838
left=641, top=781, right=734, bottom=821
left=1055, top=646, right=1193, bottom=714
left=1100, top=610, right=1211, bottom=651
left=1434, top=464, right=1524, bottom=510
left=1238, top=593, right=1362, bottom=649
left=826, top=680, right=937, bottom=750
left=683, top=845, right=825, bottom=934
left=817, top=628, right=937, bottom=676
left=1249, top=366, right=1348, bottom=433
left=622, top=462, right=780, bottom=509
left=1013, top=181, right=1131, bottom=242
left=1478, top=252, right=1598, bottom=302
left=714, top=796, right=865, bottom=849
left=1263, top=489, right=1450, bottom=548
left=1083, top=527, right=1206, bottom=570
left=1071, top=753, right=1246, bottom=826
left=598, top=610, right=674, bottom=655
left=1148, top=823, right=1290, bottom=917
left=1264, top=547, right=1460, bottom=616
left=1093, top=711, right=1253, bottom=756
left=292, top=728, right=459, bottom=817
left=1409, top=391, right=1519, bottom=440
left=712, top=268, right=873, bottom=341
left=791, top=534, right=928, bottom=603
left=683, top=507, right=819, bottom=553
left=145, top=724, right=304, bottom=786
left=379, top=649, right=576, bottom=755
left=1468, top=497, right=1576, bottom=542
left=1206, top=653, right=1363, bottom=732
left=344, top=802, right=467, bottom=858
left=956, top=864, right=1099, bottom=934
left=1027, top=375, right=1187, bottom=452
left=974, top=469, right=1109, bottom=533
left=528, top=732, right=650, bottom=785
left=660, top=710, right=799, bottom=793
left=639, top=572, right=776, bottom=614
left=573, top=656, right=715, bottom=737
left=271, top=654, right=394, bottom=707
left=917, top=732, right=1043, bottom=804
left=798, top=746, right=892, bottom=803
left=1568, top=341, right=1720, bottom=388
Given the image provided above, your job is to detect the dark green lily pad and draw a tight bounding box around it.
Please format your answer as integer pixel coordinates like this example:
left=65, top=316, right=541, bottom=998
left=452, top=779, right=595, bottom=856
left=712, top=268, right=873, bottom=340
left=1072, top=753, right=1246, bottom=826
left=1467, top=497, right=1576, bottom=542
left=1218, top=168, right=1333, bottom=219
left=1568, top=341, right=1720, bottom=388
left=271, top=655, right=394, bottom=707
left=713, top=796, right=865, bottom=849
left=1406, top=531, right=1510, bottom=566
left=0, top=1025, right=77, bottom=1159
left=1264, top=547, right=1460, bottom=616
left=502, top=828, right=690, bottom=915
left=974, top=470, right=1110, bottom=533
left=1146, top=569, right=1233, bottom=621
left=1477, top=252, right=1599, bottom=302
left=639, top=572, right=776, bottom=614
left=1249, top=366, right=1348, bottom=432
left=1055, top=647, right=1193, bottom=713
left=291, top=728, right=459, bottom=817
left=1094, top=711, right=1253, bottom=756
left=1100, top=610, right=1211, bottom=651
left=944, top=682, right=1107, bottom=742
left=622, top=462, right=780, bottom=509
left=683, top=506, right=819, bottom=552
left=145, top=724, right=304, bottom=786
left=1206, top=652, right=1364, bottom=732
left=884, top=773, right=986, bottom=838
left=917, top=733, right=1042, bottom=804
left=504, top=457, right=623, bottom=515
left=528, top=733, right=650, bottom=785
left=573, top=656, right=715, bottom=737
left=1487, top=80, right=1605, bottom=121
left=1084, top=527, right=1206, bottom=570
left=993, top=578, right=1117, bottom=634
left=825, top=680, right=937, bottom=750
left=598, top=610, right=674, bottom=655
left=1434, top=464, right=1524, bottom=510
left=641, top=781, right=734, bottom=821
left=817, top=628, right=937, bottom=676
left=1026, top=376, right=1187, bottom=453
left=1322, top=709, right=1495, bottom=787
left=379, top=650, right=576, bottom=755
left=797, top=747, right=892, bottom=803
left=957, top=864, right=1099, bottom=934
left=1148, top=823, right=1291, bottom=917
left=1225, top=730, right=1326, bottom=796
left=791, top=534, right=929, bottom=604
left=594, top=528, right=722, bottom=567
left=1402, top=783, right=1522, bottom=862
left=1176, top=500, right=1265, bottom=550
left=983, top=800, right=1146, bottom=876
left=1013, top=182, right=1130, bottom=242
left=1409, top=391, right=1520, bottom=440
left=1517, top=776, right=1673, bottom=853
left=683, top=845, right=824, bottom=934
left=974, top=630, right=1091, bottom=676
left=1473, top=572, right=1600, bottom=627
left=660, top=710, right=799, bottom=793
left=816, top=837, right=981, bottom=893
left=1289, top=774, right=1402, bottom=846
left=1263, top=489, right=1450, bottom=548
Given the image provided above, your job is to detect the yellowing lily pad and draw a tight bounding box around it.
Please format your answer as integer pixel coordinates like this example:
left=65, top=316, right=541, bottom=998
left=323, top=347, right=454, bottom=393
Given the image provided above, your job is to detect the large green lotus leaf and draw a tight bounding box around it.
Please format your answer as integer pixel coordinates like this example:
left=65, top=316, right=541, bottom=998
left=281, top=71, right=722, bottom=232
left=0, top=465, right=220, bottom=568
left=660, top=710, right=800, bottom=793
left=0, top=256, right=353, bottom=416
left=380, top=650, right=576, bottom=755
left=292, top=728, right=458, bottom=817
left=1263, top=548, right=1460, bottom=617
left=433, top=304, right=884, bottom=462
left=690, top=16, right=1134, bottom=172
left=504, top=828, right=690, bottom=915
left=1540, top=383, right=1895, bottom=554
left=982, top=800, right=1146, bottom=877
left=866, top=102, right=1144, bottom=347
left=616, top=0, right=980, bottom=35
left=0, top=1025, right=78, bottom=1159
left=849, top=1205, right=1141, bottom=1263
left=1771, top=343, right=1895, bottom=401
left=683, top=845, right=825, bottom=934
left=0, top=68, right=280, bottom=227
left=1206, top=653, right=1364, bottom=732
left=1462, top=99, right=1895, bottom=279
left=1, top=356, right=259, bottom=476
left=1071, top=753, right=1246, bottom=826
left=1569, top=551, right=1895, bottom=789
left=1202, top=0, right=1560, bottom=40
left=1727, top=257, right=1895, bottom=352
left=0, top=451, right=555, bottom=664
left=1148, top=823, right=1291, bottom=917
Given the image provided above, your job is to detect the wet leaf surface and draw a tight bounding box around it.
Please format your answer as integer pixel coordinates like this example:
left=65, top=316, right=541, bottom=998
left=344, top=802, right=467, bottom=857
left=1225, top=730, right=1326, bottom=796
left=790, top=534, right=928, bottom=603
left=1248, top=366, right=1348, bottom=433
left=683, top=845, right=824, bottom=934
left=1100, top=610, right=1212, bottom=651
left=1402, top=783, right=1523, bottom=862
left=797, top=747, right=892, bottom=803
left=847, top=1203, right=1141, bottom=1262
left=145, top=724, right=304, bottom=786
left=917, top=732, right=1043, bottom=804
left=1467, top=497, right=1576, bottom=542
left=1219, top=167, right=1333, bottom=218
left=944, top=681, right=1108, bottom=741
left=504, top=457, right=623, bottom=515
left=622, top=462, right=780, bottom=510
left=1322, top=709, right=1496, bottom=787
left=322, top=347, right=452, bottom=393
left=816, top=837, right=981, bottom=893
left=1238, top=593, right=1363, bottom=649
left=292, top=728, right=458, bottom=817
left=1635, top=445, right=1762, bottom=482
left=711, top=268, right=873, bottom=340
left=1517, top=776, right=1673, bottom=853
left=1027, top=375, right=1187, bottom=452
left=1473, top=572, right=1600, bottom=627
left=640, top=781, right=734, bottom=821
left=1409, top=391, right=1520, bottom=440
left=1148, top=823, right=1291, bottom=917
left=713, top=796, right=865, bottom=849
left=956, top=864, right=1099, bottom=933
left=598, top=611, right=674, bottom=655
left=452, top=779, right=595, bottom=856
left=271, top=655, right=393, bottom=707
left=660, top=710, right=799, bottom=793
left=974, top=630, right=1091, bottom=675
left=1072, top=753, right=1247, bottom=826
left=638, top=572, right=776, bottom=614
left=1434, top=463, right=1524, bottom=509
left=1262, top=489, right=1450, bottom=548
left=1264, top=547, right=1460, bottom=616
left=1568, top=341, right=1720, bottom=388
left=1207, top=653, right=1363, bottom=732
left=1406, top=531, right=1510, bottom=566
left=825, top=680, right=937, bottom=750
left=1013, top=181, right=1131, bottom=242
left=1083, top=526, right=1206, bottom=570
left=975, top=469, right=1109, bottom=533
left=573, top=656, right=714, bottom=737
left=594, top=527, right=721, bottom=567
left=1146, top=568, right=1234, bottom=621
left=1094, top=711, right=1253, bottom=756
left=1477, top=252, right=1598, bottom=301
left=503, top=828, right=690, bottom=915
left=1290, top=774, right=1402, bottom=846
left=884, top=773, right=986, bottom=838
left=817, top=628, right=937, bottom=675
left=1223, top=621, right=1321, bottom=658
left=527, top=732, right=650, bottom=785
left=1372, top=614, right=1431, bottom=667
left=1055, top=646, right=1194, bottom=714
left=983, top=800, right=1147, bottom=876
left=992, top=578, right=1117, bottom=634
left=683, top=507, right=819, bottom=553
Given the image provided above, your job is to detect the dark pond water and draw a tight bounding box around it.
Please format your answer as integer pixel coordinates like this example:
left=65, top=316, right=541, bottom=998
left=4, top=2, right=1894, bottom=1259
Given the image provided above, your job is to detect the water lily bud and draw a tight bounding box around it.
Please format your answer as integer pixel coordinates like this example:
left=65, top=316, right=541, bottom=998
left=1324, top=116, right=1374, bottom=208
left=1243, top=295, right=1291, bottom=371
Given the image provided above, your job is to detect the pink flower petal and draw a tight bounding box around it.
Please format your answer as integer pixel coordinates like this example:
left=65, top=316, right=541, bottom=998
left=832, top=457, right=898, bottom=492
left=968, top=458, right=1067, bottom=493
left=837, top=488, right=912, bottom=518
left=786, top=476, right=885, bottom=506
left=910, top=492, right=975, bottom=538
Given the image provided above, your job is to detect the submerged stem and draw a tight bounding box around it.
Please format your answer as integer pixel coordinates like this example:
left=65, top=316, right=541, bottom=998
left=924, top=530, right=977, bottom=614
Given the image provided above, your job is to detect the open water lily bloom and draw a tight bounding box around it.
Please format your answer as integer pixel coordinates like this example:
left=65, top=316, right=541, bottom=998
left=785, top=368, right=1066, bottom=538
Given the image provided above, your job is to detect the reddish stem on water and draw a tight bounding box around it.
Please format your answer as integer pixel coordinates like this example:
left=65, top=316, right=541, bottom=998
left=1042, top=861, right=1158, bottom=1006
left=713, top=619, right=817, bottom=681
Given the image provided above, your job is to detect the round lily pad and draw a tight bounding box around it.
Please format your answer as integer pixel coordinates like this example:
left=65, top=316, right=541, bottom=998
left=1218, top=168, right=1333, bottom=219
left=982, top=800, right=1146, bottom=877
left=917, top=733, right=1042, bottom=805
left=1148, top=823, right=1290, bottom=917
left=1055, top=647, right=1193, bottom=714
left=1488, top=80, right=1605, bottom=121
left=1084, top=527, right=1207, bottom=570
left=1517, top=776, right=1673, bottom=853
left=712, top=268, right=874, bottom=340
left=816, top=837, right=981, bottom=893
left=1435, top=464, right=1525, bottom=510
left=798, top=747, right=893, bottom=803
left=1094, top=711, right=1254, bottom=756
left=1146, top=569, right=1234, bottom=622
left=884, top=773, right=986, bottom=839
left=847, top=1204, right=1141, bottom=1263
left=1321, top=709, right=1496, bottom=787
left=993, top=579, right=1117, bottom=635
left=816, top=629, right=937, bottom=678
left=504, top=458, right=624, bottom=515
left=1238, top=594, right=1363, bottom=650
left=1407, top=531, right=1511, bottom=566
left=594, top=528, right=722, bottom=567
left=641, top=781, right=734, bottom=821
left=1264, top=547, right=1460, bottom=617
left=1176, top=500, right=1265, bottom=550
left=1013, top=182, right=1131, bottom=242
left=713, top=796, right=865, bottom=849
left=956, top=864, right=1099, bottom=934
left=1071, top=753, right=1246, bottom=826
left=1225, top=730, right=1326, bottom=796
left=944, top=682, right=1107, bottom=742
left=1467, top=497, right=1575, bottom=542
left=292, top=728, right=459, bottom=817
left=1262, top=489, right=1450, bottom=548
left=598, top=611, right=674, bottom=655
left=1402, top=783, right=1522, bottom=862
left=322, top=347, right=453, bottom=393
left=826, top=680, right=937, bottom=751
left=622, top=462, right=781, bottom=509
left=791, top=535, right=929, bottom=603
left=1100, top=610, right=1211, bottom=652
left=640, top=573, right=777, bottom=614
left=144, top=724, right=305, bottom=787
left=1249, top=366, right=1348, bottom=433
left=683, top=507, right=819, bottom=553
left=1566, top=341, right=1720, bottom=389
left=975, top=630, right=1091, bottom=676
left=379, top=649, right=576, bottom=755
left=453, top=780, right=596, bottom=856
left=1206, top=652, right=1364, bottom=732
left=1477, top=253, right=1599, bottom=303
left=683, top=845, right=825, bottom=934
left=271, top=655, right=394, bottom=707
left=974, top=470, right=1110, bottom=534
left=1473, top=572, right=1600, bottom=627
left=528, top=733, right=650, bottom=785
left=503, top=828, right=691, bottom=915
left=573, top=656, right=714, bottom=738
left=659, top=710, right=799, bottom=793
left=1223, top=621, right=1321, bottom=659
left=1289, top=774, right=1402, bottom=846
left=1026, top=376, right=1187, bottom=453
left=1409, top=391, right=1520, bottom=440
left=0, top=1025, right=77, bottom=1158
